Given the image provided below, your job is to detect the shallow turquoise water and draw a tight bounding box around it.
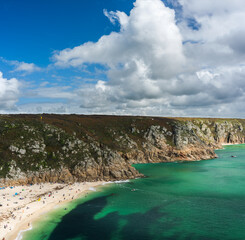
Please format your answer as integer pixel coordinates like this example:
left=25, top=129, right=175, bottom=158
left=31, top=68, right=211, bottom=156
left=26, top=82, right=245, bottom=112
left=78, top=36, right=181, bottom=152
left=23, top=145, right=245, bottom=240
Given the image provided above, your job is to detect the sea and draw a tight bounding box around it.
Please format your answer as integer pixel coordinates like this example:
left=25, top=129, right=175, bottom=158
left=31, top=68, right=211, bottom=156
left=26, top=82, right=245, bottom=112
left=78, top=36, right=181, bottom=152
left=22, top=144, right=245, bottom=240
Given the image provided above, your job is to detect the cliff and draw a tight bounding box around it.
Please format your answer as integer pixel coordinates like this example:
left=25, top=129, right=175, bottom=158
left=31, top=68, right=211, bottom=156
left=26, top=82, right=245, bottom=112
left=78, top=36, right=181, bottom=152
left=0, top=115, right=244, bottom=186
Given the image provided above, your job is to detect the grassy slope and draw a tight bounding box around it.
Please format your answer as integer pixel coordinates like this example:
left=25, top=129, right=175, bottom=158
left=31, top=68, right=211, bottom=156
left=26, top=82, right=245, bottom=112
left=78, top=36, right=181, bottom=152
left=0, top=114, right=245, bottom=178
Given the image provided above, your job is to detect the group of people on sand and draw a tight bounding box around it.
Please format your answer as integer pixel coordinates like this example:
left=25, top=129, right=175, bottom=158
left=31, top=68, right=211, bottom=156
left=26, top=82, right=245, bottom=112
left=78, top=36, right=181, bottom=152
left=1, top=183, right=89, bottom=240
left=3, top=223, right=12, bottom=232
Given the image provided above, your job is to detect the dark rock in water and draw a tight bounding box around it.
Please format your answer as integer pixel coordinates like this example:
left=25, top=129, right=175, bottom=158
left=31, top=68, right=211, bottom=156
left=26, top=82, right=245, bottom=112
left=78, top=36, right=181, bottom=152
left=0, top=114, right=245, bottom=186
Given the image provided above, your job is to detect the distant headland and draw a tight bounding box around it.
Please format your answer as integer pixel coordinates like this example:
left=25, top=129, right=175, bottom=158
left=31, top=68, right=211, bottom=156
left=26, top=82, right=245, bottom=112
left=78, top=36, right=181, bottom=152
left=0, top=114, right=244, bottom=186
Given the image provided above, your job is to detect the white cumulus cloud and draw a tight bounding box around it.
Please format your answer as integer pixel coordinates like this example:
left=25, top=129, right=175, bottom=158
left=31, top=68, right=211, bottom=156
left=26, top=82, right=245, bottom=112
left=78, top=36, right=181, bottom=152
left=17, top=0, right=245, bottom=117
left=14, top=62, right=41, bottom=73
left=0, top=72, right=20, bottom=110
left=53, top=0, right=185, bottom=79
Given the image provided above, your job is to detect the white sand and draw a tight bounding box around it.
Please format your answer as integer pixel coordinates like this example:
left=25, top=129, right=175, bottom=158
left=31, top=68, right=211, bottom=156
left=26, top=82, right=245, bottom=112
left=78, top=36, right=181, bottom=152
left=0, top=181, right=105, bottom=240
left=222, top=143, right=241, bottom=146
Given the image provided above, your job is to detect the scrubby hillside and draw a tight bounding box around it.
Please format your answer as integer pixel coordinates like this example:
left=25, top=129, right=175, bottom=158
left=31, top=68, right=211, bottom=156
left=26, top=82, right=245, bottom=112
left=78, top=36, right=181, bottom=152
left=0, top=114, right=245, bottom=185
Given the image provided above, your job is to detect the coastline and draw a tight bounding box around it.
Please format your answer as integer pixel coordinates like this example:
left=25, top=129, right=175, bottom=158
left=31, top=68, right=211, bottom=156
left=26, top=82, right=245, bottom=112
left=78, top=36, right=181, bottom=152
left=2, top=144, right=244, bottom=240
left=221, top=143, right=242, bottom=146
left=220, top=142, right=244, bottom=150
left=1, top=181, right=106, bottom=240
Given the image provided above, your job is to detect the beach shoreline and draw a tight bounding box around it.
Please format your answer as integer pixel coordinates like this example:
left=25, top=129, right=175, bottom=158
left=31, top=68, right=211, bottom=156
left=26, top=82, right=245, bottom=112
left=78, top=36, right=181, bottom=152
left=2, top=144, right=244, bottom=240
left=220, top=143, right=244, bottom=150
left=221, top=143, right=243, bottom=146
left=0, top=181, right=106, bottom=240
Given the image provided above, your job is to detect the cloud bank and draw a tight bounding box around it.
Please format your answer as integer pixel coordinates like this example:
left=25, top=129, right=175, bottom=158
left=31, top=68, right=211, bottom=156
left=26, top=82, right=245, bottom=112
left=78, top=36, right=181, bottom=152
left=49, top=0, right=245, bottom=117
left=3, top=0, right=245, bottom=117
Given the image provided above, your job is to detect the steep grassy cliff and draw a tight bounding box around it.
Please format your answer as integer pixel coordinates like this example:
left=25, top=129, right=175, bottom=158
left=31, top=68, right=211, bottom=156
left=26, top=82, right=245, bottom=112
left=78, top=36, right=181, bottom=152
left=0, top=114, right=245, bottom=185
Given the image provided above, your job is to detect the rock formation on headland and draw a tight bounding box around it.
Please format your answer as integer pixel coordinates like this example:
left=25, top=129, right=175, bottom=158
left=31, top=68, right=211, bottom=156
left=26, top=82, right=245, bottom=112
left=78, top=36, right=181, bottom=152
left=0, top=115, right=244, bottom=186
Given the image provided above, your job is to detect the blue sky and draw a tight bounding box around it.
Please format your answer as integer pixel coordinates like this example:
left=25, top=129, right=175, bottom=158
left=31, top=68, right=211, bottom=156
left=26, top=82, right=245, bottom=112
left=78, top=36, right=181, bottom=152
left=1, top=0, right=245, bottom=117
left=0, top=0, right=135, bottom=66
left=0, top=0, right=135, bottom=107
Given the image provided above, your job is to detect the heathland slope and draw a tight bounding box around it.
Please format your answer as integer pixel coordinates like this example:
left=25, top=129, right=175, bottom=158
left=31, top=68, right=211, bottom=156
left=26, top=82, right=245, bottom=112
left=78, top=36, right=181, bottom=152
left=0, top=115, right=244, bottom=185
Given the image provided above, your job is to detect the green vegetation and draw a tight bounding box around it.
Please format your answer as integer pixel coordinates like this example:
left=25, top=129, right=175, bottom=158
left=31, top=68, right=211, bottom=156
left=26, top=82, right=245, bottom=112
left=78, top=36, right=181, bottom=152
left=0, top=114, right=244, bottom=179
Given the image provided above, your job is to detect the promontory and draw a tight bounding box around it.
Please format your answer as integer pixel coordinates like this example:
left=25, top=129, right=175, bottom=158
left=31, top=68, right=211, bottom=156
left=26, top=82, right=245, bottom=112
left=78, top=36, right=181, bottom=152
left=1, top=114, right=244, bottom=186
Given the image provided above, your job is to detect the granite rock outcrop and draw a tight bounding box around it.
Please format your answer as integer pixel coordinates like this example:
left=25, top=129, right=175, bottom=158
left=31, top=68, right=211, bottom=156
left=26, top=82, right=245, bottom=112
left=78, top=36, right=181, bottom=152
left=0, top=115, right=244, bottom=186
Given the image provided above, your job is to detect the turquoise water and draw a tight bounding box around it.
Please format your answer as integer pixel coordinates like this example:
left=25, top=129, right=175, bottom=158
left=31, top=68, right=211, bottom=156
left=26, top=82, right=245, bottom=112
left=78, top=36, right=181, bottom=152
left=23, top=145, right=245, bottom=240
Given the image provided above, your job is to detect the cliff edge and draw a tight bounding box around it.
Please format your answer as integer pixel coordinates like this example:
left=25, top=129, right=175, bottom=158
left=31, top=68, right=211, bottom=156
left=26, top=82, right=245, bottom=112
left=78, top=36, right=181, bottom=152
left=0, top=115, right=244, bottom=185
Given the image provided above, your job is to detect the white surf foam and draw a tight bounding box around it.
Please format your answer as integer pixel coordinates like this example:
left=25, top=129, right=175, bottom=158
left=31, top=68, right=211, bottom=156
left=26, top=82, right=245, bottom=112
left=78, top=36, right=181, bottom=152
left=88, top=187, right=97, bottom=191
left=113, top=180, right=130, bottom=184
left=15, top=224, right=32, bottom=240
left=102, top=180, right=130, bottom=186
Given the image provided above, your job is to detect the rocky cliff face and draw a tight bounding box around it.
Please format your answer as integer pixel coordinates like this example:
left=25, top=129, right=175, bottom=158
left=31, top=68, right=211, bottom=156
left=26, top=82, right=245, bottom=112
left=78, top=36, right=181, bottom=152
left=0, top=115, right=244, bottom=186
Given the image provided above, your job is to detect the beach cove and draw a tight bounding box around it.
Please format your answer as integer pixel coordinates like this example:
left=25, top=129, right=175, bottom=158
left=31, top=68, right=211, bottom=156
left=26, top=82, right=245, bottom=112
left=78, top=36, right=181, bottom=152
left=13, top=144, right=245, bottom=240
left=0, top=181, right=105, bottom=240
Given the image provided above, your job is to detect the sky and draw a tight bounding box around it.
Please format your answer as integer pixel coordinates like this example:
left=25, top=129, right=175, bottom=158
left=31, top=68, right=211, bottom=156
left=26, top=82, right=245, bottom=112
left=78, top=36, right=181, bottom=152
left=1, top=0, right=245, bottom=117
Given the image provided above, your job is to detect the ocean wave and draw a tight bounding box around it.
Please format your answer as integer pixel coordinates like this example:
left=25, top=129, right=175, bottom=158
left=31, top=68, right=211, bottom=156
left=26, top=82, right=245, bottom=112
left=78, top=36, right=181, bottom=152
left=102, top=180, right=130, bottom=186
left=114, top=180, right=130, bottom=184
left=15, top=223, right=32, bottom=240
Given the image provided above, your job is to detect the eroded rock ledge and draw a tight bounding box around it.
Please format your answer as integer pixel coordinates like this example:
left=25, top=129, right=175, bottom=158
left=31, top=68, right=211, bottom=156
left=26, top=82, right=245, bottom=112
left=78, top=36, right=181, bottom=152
left=0, top=115, right=244, bottom=186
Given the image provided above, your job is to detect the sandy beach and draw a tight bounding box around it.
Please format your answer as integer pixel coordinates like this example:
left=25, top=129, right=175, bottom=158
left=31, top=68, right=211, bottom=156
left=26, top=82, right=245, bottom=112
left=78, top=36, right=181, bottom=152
left=222, top=143, right=243, bottom=146
left=0, top=181, right=105, bottom=240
